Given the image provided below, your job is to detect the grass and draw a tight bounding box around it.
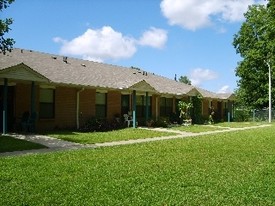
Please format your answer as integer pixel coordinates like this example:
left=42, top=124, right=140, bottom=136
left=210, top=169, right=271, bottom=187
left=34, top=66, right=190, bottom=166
left=0, top=135, right=47, bottom=153
left=1, top=124, right=275, bottom=205
left=46, top=128, right=177, bottom=144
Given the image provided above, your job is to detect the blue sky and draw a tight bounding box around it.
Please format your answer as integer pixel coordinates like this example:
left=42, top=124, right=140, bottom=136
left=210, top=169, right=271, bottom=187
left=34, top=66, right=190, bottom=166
left=2, top=0, right=266, bottom=93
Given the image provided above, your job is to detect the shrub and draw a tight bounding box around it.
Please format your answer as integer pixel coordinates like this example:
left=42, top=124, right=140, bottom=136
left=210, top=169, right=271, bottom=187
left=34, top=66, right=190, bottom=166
left=80, top=116, right=125, bottom=132
left=234, top=109, right=251, bottom=122
left=153, top=117, right=170, bottom=128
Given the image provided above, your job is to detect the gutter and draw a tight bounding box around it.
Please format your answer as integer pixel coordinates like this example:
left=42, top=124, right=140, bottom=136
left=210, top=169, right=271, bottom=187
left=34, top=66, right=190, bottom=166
left=76, top=87, right=85, bottom=129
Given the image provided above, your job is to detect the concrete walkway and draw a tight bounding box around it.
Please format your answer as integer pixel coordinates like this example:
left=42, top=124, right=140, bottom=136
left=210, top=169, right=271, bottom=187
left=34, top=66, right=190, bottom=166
left=0, top=124, right=271, bottom=157
left=0, top=134, right=95, bottom=157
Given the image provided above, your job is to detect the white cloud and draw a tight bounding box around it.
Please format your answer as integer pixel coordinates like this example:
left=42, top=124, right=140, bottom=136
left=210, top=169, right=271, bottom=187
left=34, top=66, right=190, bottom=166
left=218, top=85, right=231, bottom=93
left=160, top=0, right=265, bottom=31
left=53, top=37, right=67, bottom=44
left=54, top=26, right=137, bottom=62
left=189, top=68, right=218, bottom=86
left=54, top=26, right=168, bottom=62
left=138, top=27, right=168, bottom=49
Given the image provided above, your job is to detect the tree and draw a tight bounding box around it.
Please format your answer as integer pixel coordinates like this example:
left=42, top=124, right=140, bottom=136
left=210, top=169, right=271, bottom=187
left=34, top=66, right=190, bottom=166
left=0, top=0, right=15, bottom=54
left=232, top=0, right=275, bottom=109
left=178, top=75, right=192, bottom=85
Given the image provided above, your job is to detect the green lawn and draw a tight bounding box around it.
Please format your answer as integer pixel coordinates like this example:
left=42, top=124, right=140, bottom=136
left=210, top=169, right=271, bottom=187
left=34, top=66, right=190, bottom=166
left=1, top=125, right=275, bottom=205
left=46, top=128, right=177, bottom=144
left=0, top=136, right=47, bottom=153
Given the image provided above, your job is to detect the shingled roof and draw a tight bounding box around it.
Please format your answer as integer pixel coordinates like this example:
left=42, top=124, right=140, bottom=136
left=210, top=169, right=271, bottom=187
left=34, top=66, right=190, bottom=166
left=0, top=48, right=234, bottom=100
left=196, top=87, right=235, bottom=100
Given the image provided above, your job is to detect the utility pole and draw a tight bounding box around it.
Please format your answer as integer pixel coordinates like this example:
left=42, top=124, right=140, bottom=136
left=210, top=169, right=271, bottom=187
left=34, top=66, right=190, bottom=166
left=266, top=60, right=272, bottom=123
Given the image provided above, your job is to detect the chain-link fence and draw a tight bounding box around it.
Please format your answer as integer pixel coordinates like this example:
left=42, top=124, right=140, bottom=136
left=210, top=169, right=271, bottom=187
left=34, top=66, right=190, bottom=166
left=252, top=108, right=275, bottom=122
left=234, top=108, right=275, bottom=122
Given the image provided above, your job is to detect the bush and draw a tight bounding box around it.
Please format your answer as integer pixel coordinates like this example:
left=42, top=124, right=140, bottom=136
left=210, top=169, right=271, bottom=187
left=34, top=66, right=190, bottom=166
left=80, top=116, right=125, bottom=132
left=169, top=112, right=180, bottom=124
left=153, top=117, right=170, bottom=128
left=234, top=109, right=251, bottom=122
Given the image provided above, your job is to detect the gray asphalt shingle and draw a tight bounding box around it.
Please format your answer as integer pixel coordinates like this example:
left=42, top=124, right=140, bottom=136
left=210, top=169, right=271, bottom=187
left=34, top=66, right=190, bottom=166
left=0, top=48, right=234, bottom=99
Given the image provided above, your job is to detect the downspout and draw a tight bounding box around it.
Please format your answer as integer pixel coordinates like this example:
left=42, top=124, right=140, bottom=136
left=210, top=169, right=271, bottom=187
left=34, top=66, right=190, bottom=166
left=76, top=88, right=85, bottom=129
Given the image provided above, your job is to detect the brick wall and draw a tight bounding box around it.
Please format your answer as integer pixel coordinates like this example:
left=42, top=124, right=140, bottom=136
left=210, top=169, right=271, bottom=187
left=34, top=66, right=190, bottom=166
left=55, top=87, right=77, bottom=128
left=37, top=86, right=78, bottom=131
left=107, top=91, right=121, bottom=119
left=151, top=95, right=158, bottom=119
left=79, top=89, right=95, bottom=126
left=202, top=99, right=210, bottom=117
left=15, top=83, right=32, bottom=119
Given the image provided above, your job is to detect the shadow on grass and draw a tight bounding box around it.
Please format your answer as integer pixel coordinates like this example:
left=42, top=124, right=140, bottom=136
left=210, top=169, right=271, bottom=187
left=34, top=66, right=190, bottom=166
left=0, top=135, right=47, bottom=153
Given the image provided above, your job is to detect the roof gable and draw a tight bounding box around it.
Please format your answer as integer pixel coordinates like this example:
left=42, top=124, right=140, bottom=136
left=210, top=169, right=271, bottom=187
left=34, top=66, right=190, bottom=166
left=129, top=80, right=157, bottom=93
left=0, top=63, right=49, bottom=83
left=217, top=93, right=236, bottom=101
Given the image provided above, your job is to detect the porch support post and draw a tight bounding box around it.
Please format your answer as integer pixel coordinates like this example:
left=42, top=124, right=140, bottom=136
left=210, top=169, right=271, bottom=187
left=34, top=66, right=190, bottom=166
left=132, top=90, right=137, bottom=128
left=145, top=92, right=149, bottom=122
left=3, top=78, right=8, bottom=134
left=30, top=81, right=36, bottom=114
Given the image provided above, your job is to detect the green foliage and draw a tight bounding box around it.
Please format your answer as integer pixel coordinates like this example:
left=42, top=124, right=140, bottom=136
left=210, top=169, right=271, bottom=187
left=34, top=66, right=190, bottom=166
left=1, top=125, right=275, bottom=205
left=233, top=2, right=275, bottom=109
left=191, top=95, right=203, bottom=124
left=234, top=109, right=251, bottom=122
left=0, top=0, right=15, bottom=54
left=80, top=116, right=124, bottom=132
left=178, top=97, right=203, bottom=124
left=178, top=75, right=192, bottom=85
left=178, top=100, right=193, bottom=120
left=153, top=117, right=170, bottom=128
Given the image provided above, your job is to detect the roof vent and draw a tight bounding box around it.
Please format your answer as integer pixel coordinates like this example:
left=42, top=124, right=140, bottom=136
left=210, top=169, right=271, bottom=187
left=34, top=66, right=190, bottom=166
left=63, top=56, right=68, bottom=63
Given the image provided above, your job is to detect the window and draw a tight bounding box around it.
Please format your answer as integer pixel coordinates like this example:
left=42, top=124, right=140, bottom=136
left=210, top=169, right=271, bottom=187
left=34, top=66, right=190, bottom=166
left=39, top=89, right=55, bottom=119
left=121, top=95, right=130, bottom=115
left=166, top=98, right=173, bottom=114
left=160, top=97, right=173, bottom=117
left=136, top=95, right=152, bottom=118
left=96, top=93, right=107, bottom=118
left=136, top=95, right=144, bottom=117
